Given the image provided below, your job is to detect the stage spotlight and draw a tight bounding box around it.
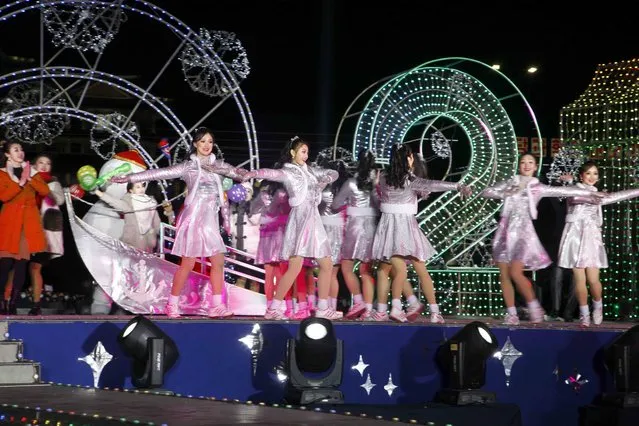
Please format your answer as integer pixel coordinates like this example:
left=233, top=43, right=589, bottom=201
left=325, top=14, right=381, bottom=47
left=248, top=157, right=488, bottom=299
left=118, top=315, right=179, bottom=390
left=436, top=321, right=498, bottom=405
left=602, top=324, right=639, bottom=406
left=284, top=317, right=344, bottom=405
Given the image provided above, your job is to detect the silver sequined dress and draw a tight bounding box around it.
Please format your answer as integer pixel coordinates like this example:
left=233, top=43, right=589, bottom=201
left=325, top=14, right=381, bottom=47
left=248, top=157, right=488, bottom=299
left=481, top=176, right=597, bottom=270
left=253, top=188, right=290, bottom=265
left=372, top=175, right=458, bottom=262
left=558, top=184, right=639, bottom=269
left=251, top=163, right=338, bottom=259
left=319, top=188, right=346, bottom=265
left=128, top=154, right=244, bottom=258
left=332, top=176, right=379, bottom=263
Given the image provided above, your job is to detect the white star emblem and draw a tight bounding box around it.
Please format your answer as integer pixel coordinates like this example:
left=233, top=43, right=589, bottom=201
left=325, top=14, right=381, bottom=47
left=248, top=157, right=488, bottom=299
left=351, top=355, right=369, bottom=377
left=383, top=373, right=398, bottom=396
left=360, top=374, right=376, bottom=395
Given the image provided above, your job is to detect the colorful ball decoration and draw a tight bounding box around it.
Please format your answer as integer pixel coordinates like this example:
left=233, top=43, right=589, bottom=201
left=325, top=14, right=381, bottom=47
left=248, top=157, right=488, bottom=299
left=77, top=165, right=98, bottom=191
left=227, top=183, right=247, bottom=203
left=222, top=177, right=234, bottom=191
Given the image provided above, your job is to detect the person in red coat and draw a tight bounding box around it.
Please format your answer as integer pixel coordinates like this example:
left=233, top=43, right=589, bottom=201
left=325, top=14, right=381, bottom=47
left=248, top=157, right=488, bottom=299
left=0, top=140, right=50, bottom=314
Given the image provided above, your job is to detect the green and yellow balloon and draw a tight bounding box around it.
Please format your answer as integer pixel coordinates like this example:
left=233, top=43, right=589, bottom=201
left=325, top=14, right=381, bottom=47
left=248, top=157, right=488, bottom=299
left=77, top=163, right=132, bottom=191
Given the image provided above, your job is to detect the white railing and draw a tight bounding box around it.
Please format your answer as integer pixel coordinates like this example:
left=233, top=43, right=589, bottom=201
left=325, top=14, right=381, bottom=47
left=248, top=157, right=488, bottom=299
left=159, top=223, right=265, bottom=284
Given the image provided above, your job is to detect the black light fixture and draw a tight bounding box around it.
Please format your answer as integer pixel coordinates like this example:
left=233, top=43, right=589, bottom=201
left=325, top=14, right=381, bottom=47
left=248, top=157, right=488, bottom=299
left=436, top=321, right=498, bottom=405
left=602, top=324, right=639, bottom=407
left=118, top=315, right=179, bottom=391
left=284, top=317, right=344, bottom=405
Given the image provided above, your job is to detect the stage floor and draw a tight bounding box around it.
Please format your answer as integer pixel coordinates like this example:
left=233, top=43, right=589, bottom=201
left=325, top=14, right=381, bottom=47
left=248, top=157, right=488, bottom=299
left=0, top=385, right=404, bottom=425
left=0, top=315, right=639, bottom=331
left=2, top=313, right=637, bottom=331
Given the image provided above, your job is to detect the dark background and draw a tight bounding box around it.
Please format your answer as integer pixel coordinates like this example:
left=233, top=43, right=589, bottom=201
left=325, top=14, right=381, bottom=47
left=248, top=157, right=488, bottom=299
left=2, top=0, right=637, bottom=165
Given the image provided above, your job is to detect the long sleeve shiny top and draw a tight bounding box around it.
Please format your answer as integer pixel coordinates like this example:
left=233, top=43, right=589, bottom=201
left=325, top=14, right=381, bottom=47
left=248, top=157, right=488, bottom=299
left=250, top=162, right=338, bottom=207
left=331, top=176, right=379, bottom=210
left=127, top=154, right=245, bottom=228
left=566, top=183, right=639, bottom=226
left=481, top=176, right=598, bottom=219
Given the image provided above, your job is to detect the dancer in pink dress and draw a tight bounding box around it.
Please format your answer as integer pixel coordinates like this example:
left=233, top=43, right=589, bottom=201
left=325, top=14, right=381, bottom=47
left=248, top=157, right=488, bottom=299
left=243, top=137, right=341, bottom=320
left=112, top=128, right=246, bottom=318
left=557, top=161, right=639, bottom=326
left=332, top=150, right=379, bottom=319
left=371, top=144, right=472, bottom=323
left=252, top=182, right=290, bottom=308
left=480, top=153, right=601, bottom=325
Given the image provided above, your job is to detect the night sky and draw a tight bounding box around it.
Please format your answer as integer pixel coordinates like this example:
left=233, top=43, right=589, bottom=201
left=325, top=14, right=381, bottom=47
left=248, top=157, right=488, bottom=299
left=1, top=0, right=638, bottom=165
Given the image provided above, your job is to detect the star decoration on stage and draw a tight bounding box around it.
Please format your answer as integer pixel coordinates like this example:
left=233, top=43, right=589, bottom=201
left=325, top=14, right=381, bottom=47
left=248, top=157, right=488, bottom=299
left=238, top=323, right=264, bottom=376
left=360, top=374, right=376, bottom=395
left=553, top=365, right=560, bottom=382
left=565, top=370, right=589, bottom=394
left=78, top=341, right=113, bottom=388
left=351, top=355, right=369, bottom=377
left=383, top=373, right=398, bottom=397
left=493, top=336, right=523, bottom=387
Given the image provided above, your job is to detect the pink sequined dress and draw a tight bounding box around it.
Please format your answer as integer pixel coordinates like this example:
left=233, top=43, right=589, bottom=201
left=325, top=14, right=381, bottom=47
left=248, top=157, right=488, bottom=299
left=253, top=188, right=290, bottom=265
left=319, top=188, right=346, bottom=265
left=127, top=154, right=244, bottom=258
left=372, top=175, right=459, bottom=262
left=558, top=184, right=639, bottom=269
left=250, top=163, right=338, bottom=260
left=481, top=176, right=597, bottom=270
left=332, top=176, right=379, bottom=263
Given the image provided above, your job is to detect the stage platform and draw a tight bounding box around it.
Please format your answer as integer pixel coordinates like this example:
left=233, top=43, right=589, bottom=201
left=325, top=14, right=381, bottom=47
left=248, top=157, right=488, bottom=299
left=1, top=315, right=635, bottom=426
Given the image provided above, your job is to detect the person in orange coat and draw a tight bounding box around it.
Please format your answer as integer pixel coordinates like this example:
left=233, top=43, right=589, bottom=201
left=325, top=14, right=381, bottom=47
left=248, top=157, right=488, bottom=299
left=0, top=140, right=50, bottom=315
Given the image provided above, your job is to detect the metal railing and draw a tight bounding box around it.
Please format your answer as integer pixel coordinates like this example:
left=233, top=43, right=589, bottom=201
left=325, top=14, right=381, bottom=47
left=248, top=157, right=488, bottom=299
left=159, top=223, right=265, bottom=284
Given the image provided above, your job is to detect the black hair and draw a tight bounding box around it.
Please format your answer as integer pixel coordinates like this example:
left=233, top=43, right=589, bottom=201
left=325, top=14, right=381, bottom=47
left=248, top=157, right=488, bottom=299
left=189, top=127, right=219, bottom=156
left=0, top=139, right=21, bottom=168
left=387, top=143, right=413, bottom=188
left=578, top=161, right=598, bottom=177
left=355, top=149, right=375, bottom=191
left=126, top=181, right=146, bottom=192
left=411, top=152, right=428, bottom=179
left=277, top=136, right=308, bottom=166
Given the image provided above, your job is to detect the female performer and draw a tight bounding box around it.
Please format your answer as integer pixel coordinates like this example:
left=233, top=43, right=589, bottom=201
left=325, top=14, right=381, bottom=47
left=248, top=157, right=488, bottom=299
left=372, top=143, right=471, bottom=323
left=252, top=180, right=290, bottom=309
left=112, top=128, right=245, bottom=318
left=332, top=150, right=379, bottom=319
left=480, top=153, right=601, bottom=325
left=558, top=161, right=639, bottom=326
left=242, top=137, right=341, bottom=320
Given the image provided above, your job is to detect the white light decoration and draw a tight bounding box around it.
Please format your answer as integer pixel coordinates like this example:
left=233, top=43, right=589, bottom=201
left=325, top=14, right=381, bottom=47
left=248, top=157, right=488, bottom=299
left=333, top=57, right=543, bottom=317
left=42, top=1, right=127, bottom=53
left=90, top=112, right=140, bottom=160
left=2, top=82, right=69, bottom=144
left=180, top=29, right=250, bottom=97
left=314, top=146, right=354, bottom=166
left=431, top=131, right=451, bottom=159
left=559, top=58, right=639, bottom=320
left=546, top=145, right=585, bottom=184
left=0, top=1, right=260, bottom=172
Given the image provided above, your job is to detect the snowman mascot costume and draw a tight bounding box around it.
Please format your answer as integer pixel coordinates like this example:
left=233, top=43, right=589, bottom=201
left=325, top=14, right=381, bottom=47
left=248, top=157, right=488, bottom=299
left=83, top=150, right=146, bottom=314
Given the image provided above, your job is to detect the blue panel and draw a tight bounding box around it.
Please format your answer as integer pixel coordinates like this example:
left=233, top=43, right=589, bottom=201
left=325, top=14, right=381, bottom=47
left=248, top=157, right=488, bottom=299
left=7, top=319, right=623, bottom=426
